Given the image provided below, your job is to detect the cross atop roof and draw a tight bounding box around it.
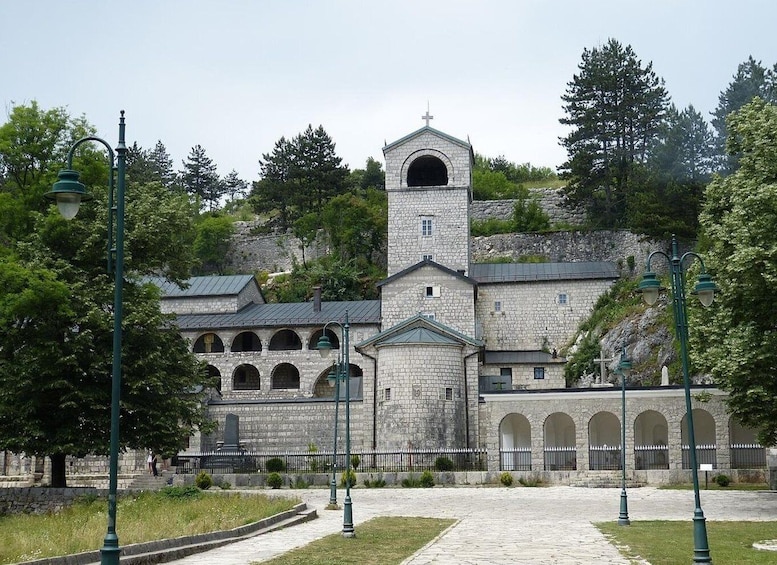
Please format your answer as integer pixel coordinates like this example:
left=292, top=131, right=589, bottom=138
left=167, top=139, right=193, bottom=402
left=422, top=103, right=433, bottom=126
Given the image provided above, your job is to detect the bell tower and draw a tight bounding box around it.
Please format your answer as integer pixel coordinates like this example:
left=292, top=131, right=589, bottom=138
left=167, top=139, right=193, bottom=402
left=382, top=118, right=474, bottom=277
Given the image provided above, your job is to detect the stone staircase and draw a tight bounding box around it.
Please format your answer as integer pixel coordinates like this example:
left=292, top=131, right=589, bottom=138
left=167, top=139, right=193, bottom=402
left=127, top=470, right=174, bottom=491
left=570, top=470, right=645, bottom=488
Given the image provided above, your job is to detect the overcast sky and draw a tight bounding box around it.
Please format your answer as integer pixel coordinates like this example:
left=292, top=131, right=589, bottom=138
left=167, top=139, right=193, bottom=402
left=2, top=1, right=775, bottom=183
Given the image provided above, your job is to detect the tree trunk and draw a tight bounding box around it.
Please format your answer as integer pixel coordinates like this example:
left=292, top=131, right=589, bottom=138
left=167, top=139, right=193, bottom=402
left=50, top=453, right=67, bottom=488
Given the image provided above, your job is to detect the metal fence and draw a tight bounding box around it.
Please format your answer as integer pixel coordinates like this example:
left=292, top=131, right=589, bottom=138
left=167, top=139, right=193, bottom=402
left=730, top=444, right=767, bottom=469
left=681, top=444, right=717, bottom=469
left=543, top=446, right=576, bottom=471
left=499, top=447, right=532, bottom=471
left=634, top=445, right=669, bottom=470
left=175, top=448, right=487, bottom=474
left=589, top=445, right=621, bottom=470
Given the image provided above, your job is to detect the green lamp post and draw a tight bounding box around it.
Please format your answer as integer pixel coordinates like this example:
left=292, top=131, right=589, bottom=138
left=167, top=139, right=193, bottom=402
left=44, top=111, right=127, bottom=565
left=639, top=235, right=718, bottom=564
left=615, top=347, right=632, bottom=526
left=324, top=358, right=341, bottom=507
left=317, top=311, right=355, bottom=537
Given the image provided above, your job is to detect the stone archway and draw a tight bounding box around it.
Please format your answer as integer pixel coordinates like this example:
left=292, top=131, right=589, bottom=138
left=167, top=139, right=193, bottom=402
left=634, top=410, right=669, bottom=469
left=499, top=413, right=531, bottom=471
left=232, top=364, right=260, bottom=390
left=543, top=412, right=576, bottom=470
left=588, top=411, right=620, bottom=470
left=681, top=408, right=716, bottom=468
left=193, top=332, right=224, bottom=353
left=271, top=363, right=300, bottom=389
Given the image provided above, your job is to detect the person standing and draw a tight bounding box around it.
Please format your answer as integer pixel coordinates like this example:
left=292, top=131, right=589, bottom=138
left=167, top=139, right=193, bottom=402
left=152, top=453, right=159, bottom=477
left=147, top=451, right=153, bottom=475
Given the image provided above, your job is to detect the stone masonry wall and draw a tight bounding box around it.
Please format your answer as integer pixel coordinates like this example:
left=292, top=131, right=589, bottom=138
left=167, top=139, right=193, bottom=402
left=471, top=188, right=586, bottom=226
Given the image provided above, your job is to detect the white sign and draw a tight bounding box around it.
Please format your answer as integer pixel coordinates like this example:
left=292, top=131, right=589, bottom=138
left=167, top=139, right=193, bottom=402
left=699, top=463, right=714, bottom=471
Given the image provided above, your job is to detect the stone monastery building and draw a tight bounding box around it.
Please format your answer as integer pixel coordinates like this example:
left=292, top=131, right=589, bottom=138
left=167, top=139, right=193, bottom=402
left=159, top=124, right=760, bottom=479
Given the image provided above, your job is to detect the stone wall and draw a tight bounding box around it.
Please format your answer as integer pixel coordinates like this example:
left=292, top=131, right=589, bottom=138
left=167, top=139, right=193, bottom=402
left=471, top=188, right=586, bottom=226
left=0, top=487, right=102, bottom=515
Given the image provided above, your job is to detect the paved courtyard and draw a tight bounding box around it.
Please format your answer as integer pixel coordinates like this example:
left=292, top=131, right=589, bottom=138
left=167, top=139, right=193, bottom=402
left=167, top=486, right=777, bottom=564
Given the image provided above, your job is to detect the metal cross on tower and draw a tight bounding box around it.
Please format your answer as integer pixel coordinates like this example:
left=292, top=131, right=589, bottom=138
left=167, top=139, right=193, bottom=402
left=422, top=104, right=433, bottom=126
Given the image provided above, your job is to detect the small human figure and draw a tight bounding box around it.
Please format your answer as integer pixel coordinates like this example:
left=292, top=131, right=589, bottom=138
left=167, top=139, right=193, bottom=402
left=152, top=453, right=159, bottom=477
left=147, top=451, right=153, bottom=475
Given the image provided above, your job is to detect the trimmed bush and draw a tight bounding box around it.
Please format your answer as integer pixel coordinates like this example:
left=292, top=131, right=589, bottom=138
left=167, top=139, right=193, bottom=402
left=267, top=472, right=283, bottom=489
left=195, top=471, right=213, bottom=490
left=266, top=457, right=286, bottom=473
left=420, top=470, right=435, bottom=488
left=500, top=472, right=514, bottom=487
left=715, top=474, right=731, bottom=487
left=434, top=456, right=454, bottom=471
left=340, top=469, right=357, bottom=487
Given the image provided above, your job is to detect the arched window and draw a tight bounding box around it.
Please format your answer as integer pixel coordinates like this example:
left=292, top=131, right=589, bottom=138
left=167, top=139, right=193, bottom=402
left=308, top=328, right=339, bottom=352
left=233, top=364, right=260, bottom=390
left=407, top=155, right=448, bottom=187
left=313, top=363, right=362, bottom=397
left=206, top=365, right=222, bottom=393
left=543, top=412, right=576, bottom=470
left=231, top=331, right=262, bottom=352
left=272, top=363, right=300, bottom=389
left=269, top=329, right=302, bottom=350
left=193, top=333, right=224, bottom=353
left=499, top=413, right=531, bottom=471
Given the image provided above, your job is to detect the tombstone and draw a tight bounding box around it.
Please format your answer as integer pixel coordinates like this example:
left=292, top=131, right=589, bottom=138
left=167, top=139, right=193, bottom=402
left=222, top=413, right=240, bottom=451
left=661, top=366, right=670, bottom=386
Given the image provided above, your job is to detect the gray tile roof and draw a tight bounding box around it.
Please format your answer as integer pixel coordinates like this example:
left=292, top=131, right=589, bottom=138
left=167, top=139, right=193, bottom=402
left=380, top=327, right=460, bottom=346
left=173, top=300, right=381, bottom=330
left=470, top=261, right=619, bottom=284
left=383, top=125, right=471, bottom=153
left=378, top=258, right=476, bottom=288
left=151, top=275, right=256, bottom=297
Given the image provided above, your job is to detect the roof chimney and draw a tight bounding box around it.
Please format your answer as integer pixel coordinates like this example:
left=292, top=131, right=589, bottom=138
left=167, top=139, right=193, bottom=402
left=313, top=286, right=322, bottom=313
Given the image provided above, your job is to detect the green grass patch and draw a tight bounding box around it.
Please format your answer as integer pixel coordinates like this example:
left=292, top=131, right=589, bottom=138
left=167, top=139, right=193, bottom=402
left=258, top=516, right=455, bottom=565
left=659, top=481, right=770, bottom=491
left=0, top=490, right=298, bottom=564
left=597, top=520, right=777, bottom=564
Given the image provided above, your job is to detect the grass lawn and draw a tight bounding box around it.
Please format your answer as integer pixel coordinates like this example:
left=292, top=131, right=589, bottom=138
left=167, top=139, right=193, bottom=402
left=598, top=521, right=777, bottom=564
left=257, top=516, right=456, bottom=565
left=0, top=488, right=299, bottom=564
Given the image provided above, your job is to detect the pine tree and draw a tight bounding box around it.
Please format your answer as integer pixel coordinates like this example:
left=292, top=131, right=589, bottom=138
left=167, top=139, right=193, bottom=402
left=180, top=144, right=221, bottom=211
left=559, top=38, right=669, bottom=228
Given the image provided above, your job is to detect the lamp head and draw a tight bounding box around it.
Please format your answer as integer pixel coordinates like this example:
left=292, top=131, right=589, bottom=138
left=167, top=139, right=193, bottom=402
left=638, top=271, right=662, bottom=306
left=317, top=333, right=333, bottom=358
left=618, top=349, right=632, bottom=378
left=45, top=169, right=93, bottom=220
left=692, top=273, right=718, bottom=308
left=327, top=366, right=337, bottom=387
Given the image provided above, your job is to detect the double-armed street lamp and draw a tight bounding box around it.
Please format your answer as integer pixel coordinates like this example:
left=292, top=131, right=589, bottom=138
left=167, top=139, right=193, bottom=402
left=317, top=311, right=355, bottom=538
left=615, top=347, right=632, bottom=526
left=45, top=112, right=127, bottom=565
left=639, top=235, right=718, bottom=564
left=325, top=351, right=342, bottom=507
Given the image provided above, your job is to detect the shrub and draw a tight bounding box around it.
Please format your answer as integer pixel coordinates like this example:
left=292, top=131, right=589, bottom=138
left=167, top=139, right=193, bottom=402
left=434, top=456, right=455, bottom=471
left=195, top=471, right=213, bottom=490
left=401, top=474, right=420, bottom=488
left=351, top=454, right=360, bottom=470
left=500, top=472, right=514, bottom=487
left=341, top=469, right=357, bottom=487
left=363, top=477, right=386, bottom=488
left=218, top=481, right=231, bottom=490
left=267, top=472, right=283, bottom=489
left=292, top=476, right=309, bottom=489
left=518, top=475, right=544, bottom=487
left=160, top=485, right=202, bottom=499
left=420, top=470, right=435, bottom=488
left=266, top=457, right=286, bottom=473
left=715, top=474, right=731, bottom=487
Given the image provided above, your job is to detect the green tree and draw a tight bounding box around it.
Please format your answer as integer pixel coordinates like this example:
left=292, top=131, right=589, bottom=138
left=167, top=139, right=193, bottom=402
left=193, top=214, right=235, bottom=275
left=696, top=98, right=777, bottom=445
left=512, top=186, right=550, bottom=232
left=321, top=189, right=387, bottom=264
left=629, top=105, right=715, bottom=239
left=180, top=145, right=222, bottom=211
left=0, top=104, right=209, bottom=485
left=711, top=57, right=777, bottom=173
left=221, top=169, right=248, bottom=203
left=252, top=126, right=349, bottom=229
left=559, top=38, right=669, bottom=227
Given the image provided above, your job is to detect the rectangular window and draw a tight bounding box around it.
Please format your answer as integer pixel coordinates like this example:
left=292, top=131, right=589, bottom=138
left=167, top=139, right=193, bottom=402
left=558, top=293, right=568, bottom=305
left=497, top=368, right=512, bottom=390
left=425, top=285, right=440, bottom=298
left=421, top=217, right=433, bottom=236
left=422, top=254, right=433, bottom=262
left=494, top=301, right=502, bottom=312
left=384, top=388, right=391, bottom=401
left=534, top=367, right=545, bottom=380
left=445, top=387, right=453, bottom=401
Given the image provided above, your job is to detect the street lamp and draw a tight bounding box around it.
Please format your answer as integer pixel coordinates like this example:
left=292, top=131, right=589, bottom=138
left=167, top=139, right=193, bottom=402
left=317, top=311, right=355, bottom=538
left=45, top=111, right=127, bottom=565
left=615, top=347, right=632, bottom=526
left=325, top=361, right=341, bottom=507
left=639, top=235, right=718, bottom=564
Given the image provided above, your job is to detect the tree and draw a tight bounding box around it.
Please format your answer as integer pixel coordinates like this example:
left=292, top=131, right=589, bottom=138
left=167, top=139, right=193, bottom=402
left=127, top=140, right=178, bottom=190
left=251, top=126, right=349, bottom=229
left=221, top=169, right=248, bottom=203
left=512, top=186, right=550, bottom=232
left=180, top=145, right=222, bottom=211
left=193, top=214, right=235, bottom=275
left=711, top=57, right=776, bottom=173
left=559, top=38, right=669, bottom=227
left=629, top=105, right=715, bottom=238
left=0, top=105, right=210, bottom=485
left=695, top=98, right=777, bottom=445
left=320, top=189, right=387, bottom=264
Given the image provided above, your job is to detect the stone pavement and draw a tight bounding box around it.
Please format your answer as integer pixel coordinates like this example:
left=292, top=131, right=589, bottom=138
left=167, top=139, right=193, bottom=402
left=166, top=486, right=777, bottom=564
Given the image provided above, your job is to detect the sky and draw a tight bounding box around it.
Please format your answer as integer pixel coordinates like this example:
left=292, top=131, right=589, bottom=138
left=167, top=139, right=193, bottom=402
left=2, top=0, right=776, bottom=183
